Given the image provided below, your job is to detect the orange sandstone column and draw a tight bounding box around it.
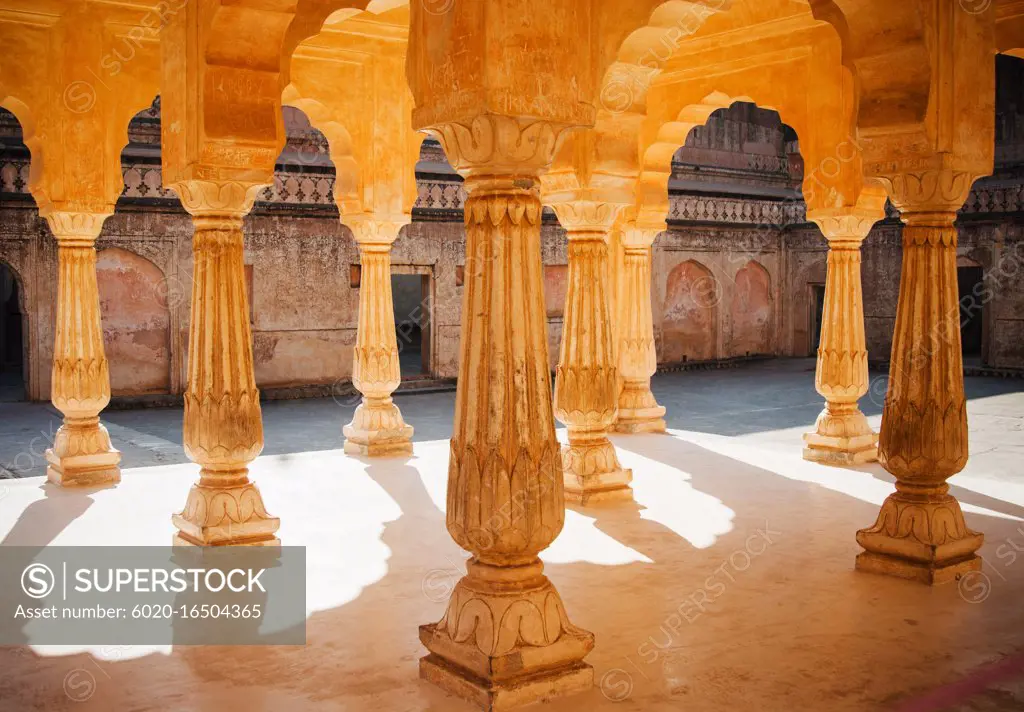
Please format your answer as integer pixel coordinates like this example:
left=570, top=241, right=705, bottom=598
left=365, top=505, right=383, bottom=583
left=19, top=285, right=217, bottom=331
left=551, top=202, right=632, bottom=502
left=803, top=211, right=878, bottom=465
left=856, top=172, right=982, bottom=583
left=343, top=218, right=413, bottom=457
left=418, top=117, right=594, bottom=708
left=613, top=219, right=666, bottom=433
left=169, top=180, right=279, bottom=547
left=45, top=211, right=122, bottom=486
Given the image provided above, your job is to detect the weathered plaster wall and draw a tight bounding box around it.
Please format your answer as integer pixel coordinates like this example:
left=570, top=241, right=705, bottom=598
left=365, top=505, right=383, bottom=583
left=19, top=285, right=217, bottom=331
left=96, top=247, right=171, bottom=395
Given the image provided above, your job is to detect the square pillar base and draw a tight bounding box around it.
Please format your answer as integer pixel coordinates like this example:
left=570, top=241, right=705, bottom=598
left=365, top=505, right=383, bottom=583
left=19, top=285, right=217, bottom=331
left=855, top=551, right=982, bottom=585
left=802, top=431, right=878, bottom=466
left=612, top=417, right=666, bottom=434
left=343, top=423, right=414, bottom=458
left=419, top=630, right=594, bottom=712
left=45, top=447, right=121, bottom=487
left=564, top=468, right=633, bottom=506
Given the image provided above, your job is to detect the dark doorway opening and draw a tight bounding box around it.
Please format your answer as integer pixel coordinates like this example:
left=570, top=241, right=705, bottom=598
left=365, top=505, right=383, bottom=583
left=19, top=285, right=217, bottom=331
left=0, top=263, right=26, bottom=401
left=958, top=266, right=984, bottom=362
left=392, top=273, right=431, bottom=379
left=810, top=283, right=826, bottom=356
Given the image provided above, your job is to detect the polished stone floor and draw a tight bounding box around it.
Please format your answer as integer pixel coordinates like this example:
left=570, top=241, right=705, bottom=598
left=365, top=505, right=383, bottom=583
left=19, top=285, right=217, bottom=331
left=0, top=359, right=1023, bottom=710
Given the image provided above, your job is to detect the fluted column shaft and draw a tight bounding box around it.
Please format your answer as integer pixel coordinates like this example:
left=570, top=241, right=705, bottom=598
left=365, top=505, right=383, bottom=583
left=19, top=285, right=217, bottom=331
left=343, top=220, right=412, bottom=456
left=45, top=212, right=121, bottom=486
left=418, top=116, right=593, bottom=706
left=169, top=180, right=278, bottom=547
left=856, top=177, right=982, bottom=584
left=804, top=215, right=877, bottom=465
left=552, top=208, right=632, bottom=503
left=614, top=222, right=666, bottom=433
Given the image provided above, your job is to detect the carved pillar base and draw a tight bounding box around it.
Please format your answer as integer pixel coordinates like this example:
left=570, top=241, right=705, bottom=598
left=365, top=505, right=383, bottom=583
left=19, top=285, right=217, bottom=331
left=343, top=396, right=414, bottom=457
left=803, top=402, right=877, bottom=466
left=613, top=380, right=667, bottom=433
left=46, top=416, right=121, bottom=487
left=419, top=559, right=594, bottom=711
left=172, top=470, right=280, bottom=547
left=562, top=428, right=632, bottom=504
left=855, top=484, right=982, bottom=584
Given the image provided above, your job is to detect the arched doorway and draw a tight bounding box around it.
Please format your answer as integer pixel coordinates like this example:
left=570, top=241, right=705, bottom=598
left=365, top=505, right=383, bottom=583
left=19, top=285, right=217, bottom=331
left=0, top=262, right=26, bottom=401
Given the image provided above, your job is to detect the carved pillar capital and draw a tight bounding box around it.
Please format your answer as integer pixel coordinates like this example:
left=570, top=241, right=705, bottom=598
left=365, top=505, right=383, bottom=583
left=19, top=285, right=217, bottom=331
left=170, top=179, right=266, bottom=222
left=44, top=210, right=111, bottom=243
left=808, top=209, right=879, bottom=249
left=874, top=166, right=983, bottom=224
left=428, top=114, right=571, bottom=186
left=345, top=215, right=409, bottom=247
left=548, top=200, right=626, bottom=236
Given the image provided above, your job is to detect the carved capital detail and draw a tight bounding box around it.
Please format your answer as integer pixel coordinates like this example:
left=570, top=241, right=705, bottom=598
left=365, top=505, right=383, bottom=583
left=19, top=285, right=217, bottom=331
left=46, top=211, right=111, bottom=243
left=874, top=167, right=983, bottom=217
left=548, top=200, right=625, bottom=234
left=171, top=179, right=267, bottom=219
left=428, top=115, right=570, bottom=182
left=346, top=215, right=408, bottom=246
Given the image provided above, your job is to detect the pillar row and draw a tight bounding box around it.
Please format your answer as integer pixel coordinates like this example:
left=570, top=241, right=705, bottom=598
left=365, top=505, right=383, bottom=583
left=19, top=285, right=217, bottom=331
left=45, top=211, right=122, bottom=487
left=803, top=211, right=878, bottom=465
left=551, top=201, right=632, bottom=503
left=169, top=179, right=279, bottom=547
left=856, top=170, right=983, bottom=584
left=343, top=218, right=413, bottom=457
left=614, top=219, right=666, bottom=433
left=418, top=115, right=594, bottom=708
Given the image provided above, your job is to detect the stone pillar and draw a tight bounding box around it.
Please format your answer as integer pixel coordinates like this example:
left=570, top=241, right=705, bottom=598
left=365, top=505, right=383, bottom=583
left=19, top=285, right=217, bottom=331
left=418, top=116, right=594, bottom=709
left=45, top=211, right=122, bottom=486
left=551, top=202, right=632, bottom=503
left=856, top=171, right=983, bottom=584
left=343, top=218, right=413, bottom=457
left=613, top=219, right=666, bottom=433
left=803, top=212, right=878, bottom=465
left=169, top=180, right=279, bottom=547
